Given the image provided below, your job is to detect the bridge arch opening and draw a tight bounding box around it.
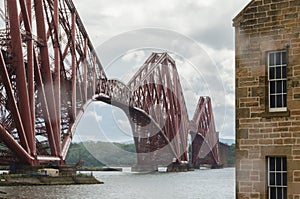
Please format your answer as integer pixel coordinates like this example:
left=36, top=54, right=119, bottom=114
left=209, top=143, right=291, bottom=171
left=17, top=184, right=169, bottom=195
left=91, top=49, right=223, bottom=170
left=74, top=101, right=137, bottom=167
left=0, top=1, right=229, bottom=169
left=95, top=28, right=227, bottom=130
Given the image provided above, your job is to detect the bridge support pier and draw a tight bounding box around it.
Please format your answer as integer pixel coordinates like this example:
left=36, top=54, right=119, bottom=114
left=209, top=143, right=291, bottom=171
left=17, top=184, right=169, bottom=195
left=191, top=132, right=221, bottom=169
left=132, top=151, right=173, bottom=172
left=167, top=162, right=191, bottom=172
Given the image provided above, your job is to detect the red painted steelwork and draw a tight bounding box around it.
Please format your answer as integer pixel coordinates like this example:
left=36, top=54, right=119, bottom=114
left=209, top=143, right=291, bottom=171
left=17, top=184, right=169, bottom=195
left=0, top=0, right=219, bottom=168
left=95, top=52, right=220, bottom=168
left=0, top=0, right=106, bottom=165
left=8, top=0, right=35, bottom=156
left=190, top=97, right=220, bottom=167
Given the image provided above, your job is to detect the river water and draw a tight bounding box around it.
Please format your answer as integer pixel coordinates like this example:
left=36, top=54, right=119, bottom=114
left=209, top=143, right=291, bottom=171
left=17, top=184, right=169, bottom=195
left=0, top=168, right=235, bottom=199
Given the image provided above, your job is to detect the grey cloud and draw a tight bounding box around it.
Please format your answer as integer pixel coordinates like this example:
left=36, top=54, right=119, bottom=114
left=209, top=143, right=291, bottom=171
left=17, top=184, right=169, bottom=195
left=191, top=25, right=235, bottom=50
left=73, top=0, right=252, bottom=140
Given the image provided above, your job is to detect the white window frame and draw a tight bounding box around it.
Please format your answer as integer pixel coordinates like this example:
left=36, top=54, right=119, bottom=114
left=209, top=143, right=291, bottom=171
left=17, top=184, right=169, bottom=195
left=268, top=50, right=287, bottom=112
left=267, top=157, right=287, bottom=199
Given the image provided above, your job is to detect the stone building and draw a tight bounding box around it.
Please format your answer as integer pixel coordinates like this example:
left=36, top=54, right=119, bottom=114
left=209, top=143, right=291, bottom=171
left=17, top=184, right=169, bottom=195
left=234, top=0, right=300, bottom=198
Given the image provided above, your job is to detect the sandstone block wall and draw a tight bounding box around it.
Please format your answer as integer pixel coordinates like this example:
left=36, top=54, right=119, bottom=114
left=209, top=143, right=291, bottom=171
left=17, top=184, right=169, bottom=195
left=234, top=0, right=300, bottom=198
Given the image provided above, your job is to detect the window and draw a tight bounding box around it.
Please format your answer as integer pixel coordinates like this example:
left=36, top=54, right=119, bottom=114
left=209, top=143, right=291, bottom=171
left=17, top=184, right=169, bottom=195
left=268, top=51, right=287, bottom=112
left=267, top=157, right=287, bottom=199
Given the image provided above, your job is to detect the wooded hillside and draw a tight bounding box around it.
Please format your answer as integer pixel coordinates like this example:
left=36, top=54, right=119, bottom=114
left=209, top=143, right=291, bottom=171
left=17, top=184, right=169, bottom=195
left=66, top=142, right=235, bottom=167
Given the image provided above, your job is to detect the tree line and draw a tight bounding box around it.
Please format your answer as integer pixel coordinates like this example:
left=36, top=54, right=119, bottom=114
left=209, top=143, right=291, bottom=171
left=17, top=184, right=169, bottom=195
left=66, top=141, right=235, bottom=167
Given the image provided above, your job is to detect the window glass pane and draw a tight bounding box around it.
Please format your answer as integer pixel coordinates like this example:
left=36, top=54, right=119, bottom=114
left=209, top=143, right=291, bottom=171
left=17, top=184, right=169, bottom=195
left=270, top=157, right=275, bottom=171
left=283, top=94, right=287, bottom=107
left=277, top=95, right=283, bottom=107
left=276, top=157, right=282, bottom=171
left=276, top=173, right=282, bottom=185
left=283, top=188, right=287, bottom=199
left=276, top=52, right=281, bottom=65
left=282, top=51, right=286, bottom=64
left=270, top=187, right=276, bottom=199
left=277, top=188, right=282, bottom=199
left=270, top=95, right=275, bottom=108
left=282, top=66, right=286, bottom=78
left=270, top=173, right=275, bottom=185
left=268, top=157, right=287, bottom=199
left=270, top=67, right=275, bottom=79
left=282, top=157, right=287, bottom=170
left=268, top=50, right=287, bottom=111
left=276, top=67, right=281, bottom=78
left=283, top=81, right=286, bottom=93
left=283, top=173, right=287, bottom=186
left=276, top=81, right=282, bottom=93
left=270, top=81, right=276, bottom=94
left=269, top=53, right=275, bottom=66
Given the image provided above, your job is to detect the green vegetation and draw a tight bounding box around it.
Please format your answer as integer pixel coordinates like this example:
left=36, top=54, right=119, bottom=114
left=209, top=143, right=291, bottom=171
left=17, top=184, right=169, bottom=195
left=66, top=141, right=136, bottom=167
left=66, top=141, right=235, bottom=167
left=66, top=142, right=104, bottom=166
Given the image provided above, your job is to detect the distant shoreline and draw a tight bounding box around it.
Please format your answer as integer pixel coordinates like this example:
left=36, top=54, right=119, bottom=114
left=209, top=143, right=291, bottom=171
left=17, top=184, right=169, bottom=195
left=77, top=167, right=122, bottom=172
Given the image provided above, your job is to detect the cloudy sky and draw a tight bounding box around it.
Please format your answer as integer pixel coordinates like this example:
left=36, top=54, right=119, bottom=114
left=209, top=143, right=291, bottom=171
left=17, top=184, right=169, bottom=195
left=73, top=0, right=252, bottom=143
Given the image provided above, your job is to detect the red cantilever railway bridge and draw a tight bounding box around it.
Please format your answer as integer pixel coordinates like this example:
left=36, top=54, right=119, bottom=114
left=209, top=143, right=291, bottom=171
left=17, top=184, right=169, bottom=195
left=0, top=0, right=222, bottom=169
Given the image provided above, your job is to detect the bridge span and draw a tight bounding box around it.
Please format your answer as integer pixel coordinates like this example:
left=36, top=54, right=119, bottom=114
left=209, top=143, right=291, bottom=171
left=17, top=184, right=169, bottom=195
left=94, top=52, right=221, bottom=170
left=0, top=0, right=224, bottom=170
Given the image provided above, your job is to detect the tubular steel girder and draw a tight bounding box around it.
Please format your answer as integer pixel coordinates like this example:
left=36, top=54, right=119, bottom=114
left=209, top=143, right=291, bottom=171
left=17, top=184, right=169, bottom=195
left=0, top=0, right=220, bottom=168
left=190, top=97, right=220, bottom=167
left=0, top=0, right=106, bottom=165
left=95, top=52, right=220, bottom=167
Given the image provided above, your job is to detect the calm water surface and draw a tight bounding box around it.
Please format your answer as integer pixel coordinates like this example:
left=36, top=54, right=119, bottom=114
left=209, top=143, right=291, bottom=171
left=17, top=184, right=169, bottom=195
left=0, top=168, right=235, bottom=199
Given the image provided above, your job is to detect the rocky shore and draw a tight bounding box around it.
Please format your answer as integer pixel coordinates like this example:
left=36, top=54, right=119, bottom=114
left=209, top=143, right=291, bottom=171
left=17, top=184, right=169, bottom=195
left=0, top=173, right=103, bottom=186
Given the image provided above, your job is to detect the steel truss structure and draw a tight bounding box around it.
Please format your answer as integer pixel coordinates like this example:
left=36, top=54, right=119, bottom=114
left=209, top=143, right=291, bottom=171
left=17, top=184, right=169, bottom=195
left=0, top=0, right=220, bottom=167
left=96, top=52, right=220, bottom=168
left=0, top=0, right=106, bottom=165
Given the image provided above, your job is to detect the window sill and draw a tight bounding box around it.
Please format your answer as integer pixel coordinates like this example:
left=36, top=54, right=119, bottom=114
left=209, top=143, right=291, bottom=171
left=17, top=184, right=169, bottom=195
left=261, top=109, right=290, bottom=118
